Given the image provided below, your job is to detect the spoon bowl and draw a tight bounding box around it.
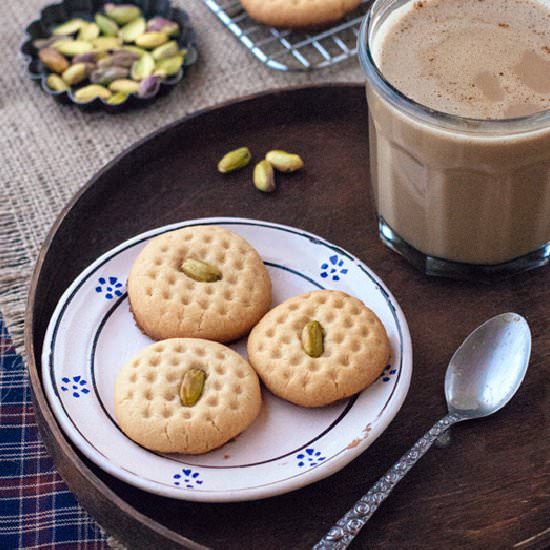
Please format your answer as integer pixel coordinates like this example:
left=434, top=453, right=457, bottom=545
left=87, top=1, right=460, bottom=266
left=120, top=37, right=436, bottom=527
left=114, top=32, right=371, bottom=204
left=445, top=312, right=531, bottom=419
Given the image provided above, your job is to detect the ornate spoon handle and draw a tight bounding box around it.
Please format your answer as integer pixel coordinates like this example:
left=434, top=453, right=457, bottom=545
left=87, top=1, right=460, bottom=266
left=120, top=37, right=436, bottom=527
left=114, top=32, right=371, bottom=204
left=314, top=413, right=463, bottom=550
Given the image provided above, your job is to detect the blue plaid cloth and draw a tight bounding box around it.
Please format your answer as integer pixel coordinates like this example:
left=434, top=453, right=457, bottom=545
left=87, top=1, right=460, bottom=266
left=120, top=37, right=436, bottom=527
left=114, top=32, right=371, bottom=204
left=0, top=317, right=108, bottom=549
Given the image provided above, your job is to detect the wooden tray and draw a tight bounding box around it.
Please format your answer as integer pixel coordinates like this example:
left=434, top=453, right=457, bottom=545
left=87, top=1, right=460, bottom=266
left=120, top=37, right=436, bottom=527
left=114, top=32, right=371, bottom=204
left=26, top=84, right=550, bottom=549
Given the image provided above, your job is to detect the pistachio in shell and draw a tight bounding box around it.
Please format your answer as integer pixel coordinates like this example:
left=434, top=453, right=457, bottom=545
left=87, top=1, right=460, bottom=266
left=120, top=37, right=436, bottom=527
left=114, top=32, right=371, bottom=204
left=152, top=40, right=179, bottom=61
left=131, top=52, right=155, bottom=80
left=62, top=62, right=89, bottom=85
left=95, top=13, right=119, bottom=37
left=52, top=18, right=85, bottom=36
left=135, top=32, right=168, bottom=49
left=53, top=40, right=95, bottom=57
left=155, top=55, right=183, bottom=77
left=74, top=84, right=112, bottom=103
left=104, top=3, right=142, bottom=25
left=146, top=16, right=179, bottom=36
left=138, top=75, right=161, bottom=98
left=109, top=79, right=140, bottom=93
left=119, top=17, right=146, bottom=43
left=77, top=22, right=100, bottom=42
left=38, top=47, right=69, bottom=73
left=46, top=74, right=68, bottom=92
left=106, top=91, right=129, bottom=105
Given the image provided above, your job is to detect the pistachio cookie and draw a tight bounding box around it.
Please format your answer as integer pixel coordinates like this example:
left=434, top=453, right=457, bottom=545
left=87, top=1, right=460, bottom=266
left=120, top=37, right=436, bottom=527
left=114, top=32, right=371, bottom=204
left=247, top=290, right=391, bottom=407
left=128, top=225, right=272, bottom=342
left=240, top=0, right=361, bottom=28
left=115, top=338, right=262, bottom=454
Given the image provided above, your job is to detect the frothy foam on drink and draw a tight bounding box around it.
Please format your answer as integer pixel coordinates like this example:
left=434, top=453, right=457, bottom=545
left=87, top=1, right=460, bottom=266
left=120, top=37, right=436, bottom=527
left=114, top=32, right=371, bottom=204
left=372, top=0, right=550, bottom=119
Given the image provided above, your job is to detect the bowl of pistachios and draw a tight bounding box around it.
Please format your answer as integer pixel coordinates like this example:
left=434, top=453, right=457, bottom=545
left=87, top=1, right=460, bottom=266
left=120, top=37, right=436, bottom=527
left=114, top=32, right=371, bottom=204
left=21, top=0, right=198, bottom=111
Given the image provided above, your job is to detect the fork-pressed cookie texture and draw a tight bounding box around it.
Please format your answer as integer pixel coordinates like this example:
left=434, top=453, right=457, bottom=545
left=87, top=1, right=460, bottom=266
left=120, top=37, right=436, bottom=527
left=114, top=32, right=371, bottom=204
left=114, top=338, right=262, bottom=454
left=247, top=290, right=391, bottom=407
left=127, top=225, right=272, bottom=342
left=240, top=0, right=362, bottom=28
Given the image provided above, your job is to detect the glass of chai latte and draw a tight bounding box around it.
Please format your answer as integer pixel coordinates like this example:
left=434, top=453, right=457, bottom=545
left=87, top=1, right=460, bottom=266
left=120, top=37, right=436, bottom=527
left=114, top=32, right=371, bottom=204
left=359, top=0, right=550, bottom=280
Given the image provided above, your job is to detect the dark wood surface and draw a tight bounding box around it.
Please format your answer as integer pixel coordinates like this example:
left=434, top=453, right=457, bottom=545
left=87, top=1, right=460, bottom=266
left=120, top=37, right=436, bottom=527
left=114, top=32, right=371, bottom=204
left=25, top=84, right=550, bottom=550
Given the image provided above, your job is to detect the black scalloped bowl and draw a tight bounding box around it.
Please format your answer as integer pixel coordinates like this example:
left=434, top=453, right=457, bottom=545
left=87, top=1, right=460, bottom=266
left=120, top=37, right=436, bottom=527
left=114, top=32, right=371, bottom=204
left=21, top=0, right=198, bottom=112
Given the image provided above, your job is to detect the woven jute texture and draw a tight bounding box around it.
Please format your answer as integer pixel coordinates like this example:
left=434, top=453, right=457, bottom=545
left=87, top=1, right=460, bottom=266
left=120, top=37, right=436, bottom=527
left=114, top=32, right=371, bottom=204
left=0, top=0, right=363, bottom=353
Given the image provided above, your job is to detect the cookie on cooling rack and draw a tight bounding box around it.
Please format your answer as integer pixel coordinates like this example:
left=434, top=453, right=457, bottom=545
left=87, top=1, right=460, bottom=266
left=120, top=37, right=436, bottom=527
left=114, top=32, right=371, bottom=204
left=127, top=225, right=272, bottom=342
left=240, top=0, right=362, bottom=28
left=247, top=290, right=390, bottom=407
left=114, top=338, right=262, bottom=454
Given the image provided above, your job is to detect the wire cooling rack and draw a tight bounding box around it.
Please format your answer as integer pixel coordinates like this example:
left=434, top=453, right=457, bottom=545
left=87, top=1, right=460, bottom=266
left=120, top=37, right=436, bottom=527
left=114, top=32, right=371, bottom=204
left=202, top=0, right=371, bottom=71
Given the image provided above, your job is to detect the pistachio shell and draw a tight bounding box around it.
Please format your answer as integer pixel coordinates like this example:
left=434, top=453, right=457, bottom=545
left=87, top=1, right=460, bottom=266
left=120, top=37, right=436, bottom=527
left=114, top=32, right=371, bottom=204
left=104, top=3, right=142, bottom=25
left=62, top=62, right=89, bottom=85
left=53, top=40, right=95, bottom=57
left=155, top=55, right=183, bottom=76
left=74, top=84, right=112, bottom=102
left=152, top=40, right=179, bottom=60
left=218, top=147, right=252, bottom=173
left=109, top=79, right=140, bottom=93
left=52, top=19, right=85, bottom=36
left=119, top=17, right=146, bottom=43
left=38, top=47, right=69, bottom=73
left=77, top=22, right=100, bottom=42
left=131, top=52, right=155, bottom=80
left=253, top=160, right=276, bottom=193
left=95, top=14, right=119, bottom=37
left=93, top=36, right=122, bottom=52
left=106, top=91, right=129, bottom=105
left=135, top=32, right=168, bottom=49
left=46, top=74, right=68, bottom=92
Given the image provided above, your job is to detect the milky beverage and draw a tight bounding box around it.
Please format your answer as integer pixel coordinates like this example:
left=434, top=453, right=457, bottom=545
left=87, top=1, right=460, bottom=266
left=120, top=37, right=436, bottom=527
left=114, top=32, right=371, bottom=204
left=365, top=0, right=550, bottom=266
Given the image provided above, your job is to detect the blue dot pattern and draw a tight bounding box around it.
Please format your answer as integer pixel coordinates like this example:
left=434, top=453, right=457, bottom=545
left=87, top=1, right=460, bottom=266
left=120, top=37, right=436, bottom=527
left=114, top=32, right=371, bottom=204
left=173, top=468, right=204, bottom=488
left=60, top=376, right=90, bottom=398
left=95, top=276, right=124, bottom=299
left=296, top=448, right=326, bottom=468
left=320, top=255, right=348, bottom=281
left=380, top=365, right=397, bottom=382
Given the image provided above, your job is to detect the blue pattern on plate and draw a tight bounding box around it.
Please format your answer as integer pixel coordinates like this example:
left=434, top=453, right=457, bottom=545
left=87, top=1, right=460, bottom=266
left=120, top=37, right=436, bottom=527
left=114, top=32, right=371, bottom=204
left=95, top=276, right=124, bottom=299
left=380, top=365, right=397, bottom=382
left=296, top=448, right=326, bottom=468
left=320, top=255, right=348, bottom=281
left=173, top=468, right=204, bottom=488
left=60, top=376, right=90, bottom=398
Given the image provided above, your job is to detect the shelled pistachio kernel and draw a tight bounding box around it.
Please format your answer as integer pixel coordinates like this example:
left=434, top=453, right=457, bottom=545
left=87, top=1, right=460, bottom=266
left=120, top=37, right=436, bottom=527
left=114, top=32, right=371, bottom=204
left=155, top=55, right=183, bottom=76
left=179, top=368, right=207, bottom=407
left=131, top=53, right=155, bottom=80
left=95, top=13, right=119, bottom=37
left=109, top=79, right=140, bottom=93
left=217, top=147, right=252, bottom=173
left=93, top=36, right=122, bottom=52
left=106, top=91, right=129, bottom=105
left=53, top=39, right=94, bottom=57
left=104, top=3, right=142, bottom=25
left=77, top=22, right=100, bottom=42
left=301, top=320, right=324, bottom=358
left=181, top=258, right=223, bottom=283
left=38, top=47, right=69, bottom=73
left=74, top=84, right=112, bottom=102
left=52, top=18, right=85, bottom=36
left=119, top=17, right=146, bottom=43
left=135, top=32, right=169, bottom=49
left=253, top=160, right=276, bottom=193
left=152, top=41, right=179, bottom=60
left=62, top=62, right=88, bottom=85
left=46, top=74, right=68, bottom=91
left=265, top=150, right=304, bottom=172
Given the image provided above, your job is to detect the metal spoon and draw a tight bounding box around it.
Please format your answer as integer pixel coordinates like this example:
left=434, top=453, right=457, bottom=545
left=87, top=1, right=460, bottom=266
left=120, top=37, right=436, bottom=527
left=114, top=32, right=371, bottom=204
left=315, top=312, right=531, bottom=550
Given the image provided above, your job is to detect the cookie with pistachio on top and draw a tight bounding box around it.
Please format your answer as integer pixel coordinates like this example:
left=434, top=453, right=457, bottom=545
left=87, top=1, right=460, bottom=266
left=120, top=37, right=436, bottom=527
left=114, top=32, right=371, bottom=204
left=127, top=225, right=272, bottom=342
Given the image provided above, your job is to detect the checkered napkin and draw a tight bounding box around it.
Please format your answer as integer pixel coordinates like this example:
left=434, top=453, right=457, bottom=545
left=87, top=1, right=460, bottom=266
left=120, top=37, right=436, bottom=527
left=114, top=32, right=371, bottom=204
left=0, top=319, right=107, bottom=549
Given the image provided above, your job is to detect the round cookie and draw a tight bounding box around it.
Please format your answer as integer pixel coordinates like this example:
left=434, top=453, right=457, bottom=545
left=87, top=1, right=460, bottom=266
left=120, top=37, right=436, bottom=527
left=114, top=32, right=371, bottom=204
left=115, top=338, right=262, bottom=454
left=247, top=290, right=391, bottom=407
left=128, top=225, right=272, bottom=342
left=240, top=0, right=361, bottom=29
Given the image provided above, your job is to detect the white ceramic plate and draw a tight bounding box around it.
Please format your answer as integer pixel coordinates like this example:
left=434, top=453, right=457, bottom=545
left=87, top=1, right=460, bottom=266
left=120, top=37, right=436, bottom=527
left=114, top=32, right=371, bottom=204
left=42, top=217, right=412, bottom=502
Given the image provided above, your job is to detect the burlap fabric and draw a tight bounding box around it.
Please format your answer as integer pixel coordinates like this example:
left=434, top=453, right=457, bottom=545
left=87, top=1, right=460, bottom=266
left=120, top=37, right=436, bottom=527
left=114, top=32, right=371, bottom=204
left=0, top=0, right=363, bottom=353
